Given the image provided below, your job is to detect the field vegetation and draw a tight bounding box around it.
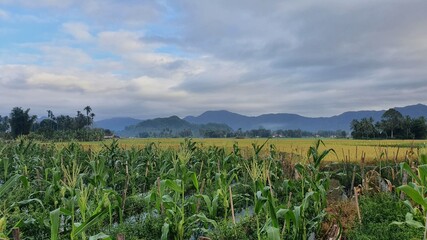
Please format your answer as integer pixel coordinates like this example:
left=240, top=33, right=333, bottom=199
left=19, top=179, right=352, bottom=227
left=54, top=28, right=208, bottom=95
left=1, top=106, right=427, bottom=239
left=77, top=138, right=426, bottom=162
left=0, top=137, right=426, bottom=239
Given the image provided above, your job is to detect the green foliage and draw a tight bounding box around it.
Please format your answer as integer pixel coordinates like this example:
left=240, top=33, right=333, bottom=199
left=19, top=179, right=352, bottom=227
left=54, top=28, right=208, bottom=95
left=348, top=193, right=423, bottom=240
left=9, top=107, right=37, bottom=138
left=122, top=116, right=233, bottom=138
left=351, top=117, right=379, bottom=139
left=208, top=216, right=260, bottom=240
left=0, top=115, right=9, bottom=135
left=380, top=108, right=404, bottom=139
left=107, top=214, right=164, bottom=240
left=351, top=108, right=427, bottom=139
left=0, top=138, right=336, bottom=239
left=392, top=154, right=427, bottom=238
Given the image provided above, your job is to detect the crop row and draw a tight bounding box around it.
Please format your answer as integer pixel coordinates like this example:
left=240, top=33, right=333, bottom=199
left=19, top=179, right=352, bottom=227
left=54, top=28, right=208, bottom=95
left=0, top=138, right=426, bottom=239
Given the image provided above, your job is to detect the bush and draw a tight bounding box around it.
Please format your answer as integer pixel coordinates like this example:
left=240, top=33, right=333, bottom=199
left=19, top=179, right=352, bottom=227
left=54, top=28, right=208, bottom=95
left=107, top=213, right=164, bottom=240
left=347, top=193, right=423, bottom=239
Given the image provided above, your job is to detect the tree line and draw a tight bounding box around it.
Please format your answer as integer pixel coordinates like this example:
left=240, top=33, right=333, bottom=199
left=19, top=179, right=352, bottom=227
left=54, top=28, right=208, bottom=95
left=137, top=127, right=348, bottom=139
left=0, top=106, right=107, bottom=141
left=350, top=108, right=427, bottom=139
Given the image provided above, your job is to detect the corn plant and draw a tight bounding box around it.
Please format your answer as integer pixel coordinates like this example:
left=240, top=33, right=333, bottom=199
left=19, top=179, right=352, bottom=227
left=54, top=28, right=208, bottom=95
left=292, top=139, right=336, bottom=238
left=394, top=154, right=427, bottom=239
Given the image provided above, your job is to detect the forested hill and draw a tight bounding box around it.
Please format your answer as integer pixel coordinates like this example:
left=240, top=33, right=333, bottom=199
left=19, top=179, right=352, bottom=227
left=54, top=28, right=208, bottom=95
left=184, top=104, right=427, bottom=132
left=118, top=116, right=232, bottom=138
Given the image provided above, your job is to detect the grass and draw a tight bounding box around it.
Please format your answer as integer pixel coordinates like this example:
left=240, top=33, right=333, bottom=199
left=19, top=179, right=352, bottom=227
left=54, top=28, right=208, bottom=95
left=347, top=193, right=423, bottom=240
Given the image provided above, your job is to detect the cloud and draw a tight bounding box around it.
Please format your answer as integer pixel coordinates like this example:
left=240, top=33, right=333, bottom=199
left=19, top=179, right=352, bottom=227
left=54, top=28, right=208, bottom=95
left=1, top=0, right=427, bottom=119
left=62, top=22, right=93, bottom=42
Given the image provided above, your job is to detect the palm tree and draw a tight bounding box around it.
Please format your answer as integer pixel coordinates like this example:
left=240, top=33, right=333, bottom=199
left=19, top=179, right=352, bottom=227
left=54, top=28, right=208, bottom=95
left=47, top=110, right=56, bottom=131
left=84, top=106, right=92, bottom=117
left=89, top=113, right=95, bottom=126
left=83, top=106, right=92, bottom=127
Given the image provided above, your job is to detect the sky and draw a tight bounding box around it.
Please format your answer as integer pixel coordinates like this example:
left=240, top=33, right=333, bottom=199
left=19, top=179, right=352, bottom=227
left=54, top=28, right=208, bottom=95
left=1, top=0, right=427, bottom=120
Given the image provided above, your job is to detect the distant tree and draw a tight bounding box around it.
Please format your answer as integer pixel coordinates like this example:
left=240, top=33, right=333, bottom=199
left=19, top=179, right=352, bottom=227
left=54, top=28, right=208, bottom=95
left=275, top=129, right=306, bottom=138
left=411, top=117, right=427, bottom=139
left=84, top=106, right=92, bottom=126
left=56, top=115, right=74, bottom=131
left=138, top=132, right=150, bottom=138
left=37, top=119, right=58, bottom=139
left=380, top=108, right=404, bottom=139
left=47, top=110, right=55, bottom=120
left=89, top=112, right=95, bottom=126
left=104, top=129, right=113, bottom=136
left=200, top=129, right=225, bottom=138
left=248, top=128, right=272, bottom=138
left=84, top=106, right=92, bottom=116
left=9, top=107, right=37, bottom=138
left=74, top=111, right=87, bottom=129
left=401, top=116, right=414, bottom=139
left=0, top=115, right=9, bottom=133
left=236, top=128, right=244, bottom=138
left=178, top=129, right=192, bottom=138
left=351, top=117, right=379, bottom=139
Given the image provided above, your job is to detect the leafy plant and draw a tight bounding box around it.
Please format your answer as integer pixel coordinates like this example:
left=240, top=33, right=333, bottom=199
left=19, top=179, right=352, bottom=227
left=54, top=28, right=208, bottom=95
left=394, top=154, right=427, bottom=238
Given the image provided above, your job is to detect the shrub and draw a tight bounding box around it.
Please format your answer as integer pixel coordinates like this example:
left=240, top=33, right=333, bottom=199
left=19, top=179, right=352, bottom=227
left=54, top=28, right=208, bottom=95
left=347, top=193, right=423, bottom=239
left=107, top=213, right=164, bottom=240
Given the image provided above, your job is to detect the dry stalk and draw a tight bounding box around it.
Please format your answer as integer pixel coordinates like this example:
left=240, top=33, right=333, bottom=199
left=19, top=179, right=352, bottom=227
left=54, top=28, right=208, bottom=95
left=350, top=166, right=356, bottom=197
left=354, top=187, right=362, bottom=224
left=12, top=228, right=20, bottom=240
left=229, top=186, right=236, bottom=225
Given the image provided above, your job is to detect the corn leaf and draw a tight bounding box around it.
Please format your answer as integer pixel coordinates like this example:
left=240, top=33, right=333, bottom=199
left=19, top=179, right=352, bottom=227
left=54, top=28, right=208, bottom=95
left=266, top=226, right=281, bottom=240
left=165, top=179, right=183, bottom=194
left=50, top=208, right=60, bottom=240
left=72, top=208, right=108, bottom=238
left=398, top=185, right=427, bottom=209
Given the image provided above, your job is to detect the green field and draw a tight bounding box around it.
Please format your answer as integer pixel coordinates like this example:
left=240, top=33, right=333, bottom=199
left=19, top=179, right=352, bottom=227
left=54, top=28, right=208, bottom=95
left=1, top=138, right=426, bottom=239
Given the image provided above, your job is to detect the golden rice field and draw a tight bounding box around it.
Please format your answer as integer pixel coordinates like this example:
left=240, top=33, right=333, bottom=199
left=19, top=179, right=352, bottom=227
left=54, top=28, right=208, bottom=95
left=75, top=138, right=427, bottom=163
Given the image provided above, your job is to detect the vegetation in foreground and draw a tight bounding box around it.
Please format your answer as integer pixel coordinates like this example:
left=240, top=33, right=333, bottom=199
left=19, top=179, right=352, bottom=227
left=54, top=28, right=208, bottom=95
left=0, top=138, right=426, bottom=239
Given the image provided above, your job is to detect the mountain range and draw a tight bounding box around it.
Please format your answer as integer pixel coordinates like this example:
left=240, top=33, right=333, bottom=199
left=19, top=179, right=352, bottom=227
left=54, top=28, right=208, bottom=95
left=184, top=104, right=427, bottom=132
left=95, top=103, right=427, bottom=135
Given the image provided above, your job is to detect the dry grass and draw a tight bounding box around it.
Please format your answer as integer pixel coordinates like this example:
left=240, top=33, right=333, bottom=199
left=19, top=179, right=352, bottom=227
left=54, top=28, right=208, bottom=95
left=322, top=200, right=359, bottom=239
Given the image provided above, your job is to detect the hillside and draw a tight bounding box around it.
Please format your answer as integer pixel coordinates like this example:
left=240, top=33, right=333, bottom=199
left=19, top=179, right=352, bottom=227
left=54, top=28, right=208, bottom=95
left=184, top=104, right=427, bottom=132
left=94, top=104, right=427, bottom=134
left=118, top=116, right=232, bottom=137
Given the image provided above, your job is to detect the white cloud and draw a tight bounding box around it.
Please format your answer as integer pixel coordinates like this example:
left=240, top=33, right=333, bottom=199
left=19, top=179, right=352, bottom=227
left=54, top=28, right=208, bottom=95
left=62, top=22, right=93, bottom=42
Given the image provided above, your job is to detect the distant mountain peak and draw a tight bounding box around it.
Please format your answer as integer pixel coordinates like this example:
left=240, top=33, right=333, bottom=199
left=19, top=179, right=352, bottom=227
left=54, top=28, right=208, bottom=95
left=184, top=104, right=427, bottom=132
